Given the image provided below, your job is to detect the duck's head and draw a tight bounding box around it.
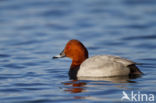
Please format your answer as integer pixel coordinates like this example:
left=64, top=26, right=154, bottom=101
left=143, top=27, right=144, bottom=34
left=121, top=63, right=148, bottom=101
left=53, top=39, right=88, bottom=66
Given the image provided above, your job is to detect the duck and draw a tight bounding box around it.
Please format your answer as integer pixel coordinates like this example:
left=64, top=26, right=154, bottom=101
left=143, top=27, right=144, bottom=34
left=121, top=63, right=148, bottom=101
left=53, top=39, right=142, bottom=79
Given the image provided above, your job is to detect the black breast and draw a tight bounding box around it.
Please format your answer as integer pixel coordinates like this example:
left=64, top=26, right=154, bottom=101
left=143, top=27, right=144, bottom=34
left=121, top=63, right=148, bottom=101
left=68, top=66, right=80, bottom=80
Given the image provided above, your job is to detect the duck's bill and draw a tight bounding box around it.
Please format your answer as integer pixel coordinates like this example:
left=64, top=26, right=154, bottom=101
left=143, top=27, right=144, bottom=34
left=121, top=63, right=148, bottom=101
left=53, top=55, right=62, bottom=59
left=53, top=50, right=65, bottom=59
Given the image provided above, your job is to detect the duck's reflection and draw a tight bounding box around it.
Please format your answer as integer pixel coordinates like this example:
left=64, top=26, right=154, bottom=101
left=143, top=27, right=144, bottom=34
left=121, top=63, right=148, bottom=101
left=63, top=75, right=141, bottom=94
left=77, top=76, right=139, bottom=83
left=63, top=80, right=86, bottom=93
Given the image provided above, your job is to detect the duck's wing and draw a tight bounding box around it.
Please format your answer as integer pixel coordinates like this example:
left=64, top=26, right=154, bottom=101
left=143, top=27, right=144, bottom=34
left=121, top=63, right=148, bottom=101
left=108, top=55, right=142, bottom=75
left=109, top=55, right=136, bottom=66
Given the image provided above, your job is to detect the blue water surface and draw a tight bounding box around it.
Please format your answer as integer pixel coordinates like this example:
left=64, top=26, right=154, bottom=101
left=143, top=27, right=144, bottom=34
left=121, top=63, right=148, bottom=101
left=0, top=0, right=156, bottom=103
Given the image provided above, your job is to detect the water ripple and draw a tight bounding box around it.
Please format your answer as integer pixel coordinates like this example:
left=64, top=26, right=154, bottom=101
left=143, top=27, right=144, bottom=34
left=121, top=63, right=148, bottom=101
left=0, top=54, right=10, bottom=58
left=122, top=34, right=156, bottom=40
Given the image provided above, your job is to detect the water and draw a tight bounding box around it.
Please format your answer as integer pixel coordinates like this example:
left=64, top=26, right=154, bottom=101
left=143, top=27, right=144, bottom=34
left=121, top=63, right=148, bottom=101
left=0, top=0, right=156, bottom=102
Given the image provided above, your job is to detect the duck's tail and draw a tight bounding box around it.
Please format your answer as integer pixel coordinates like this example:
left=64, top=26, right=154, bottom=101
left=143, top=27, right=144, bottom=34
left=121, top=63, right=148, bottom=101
left=128, top=64, right=143, bottom=77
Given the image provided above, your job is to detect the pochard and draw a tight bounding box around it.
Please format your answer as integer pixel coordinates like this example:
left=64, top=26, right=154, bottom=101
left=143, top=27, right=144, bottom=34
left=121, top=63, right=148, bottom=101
left=53, top=39, right=142, bottom=79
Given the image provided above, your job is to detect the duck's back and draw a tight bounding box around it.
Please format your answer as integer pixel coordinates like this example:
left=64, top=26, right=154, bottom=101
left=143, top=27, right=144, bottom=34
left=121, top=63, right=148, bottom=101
left=77, top=55, right=137, bottom=77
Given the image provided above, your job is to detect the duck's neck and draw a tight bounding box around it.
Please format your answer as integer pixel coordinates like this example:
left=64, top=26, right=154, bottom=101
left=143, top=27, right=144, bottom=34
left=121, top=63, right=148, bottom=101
left=69, top=58, right=87, bottom=80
